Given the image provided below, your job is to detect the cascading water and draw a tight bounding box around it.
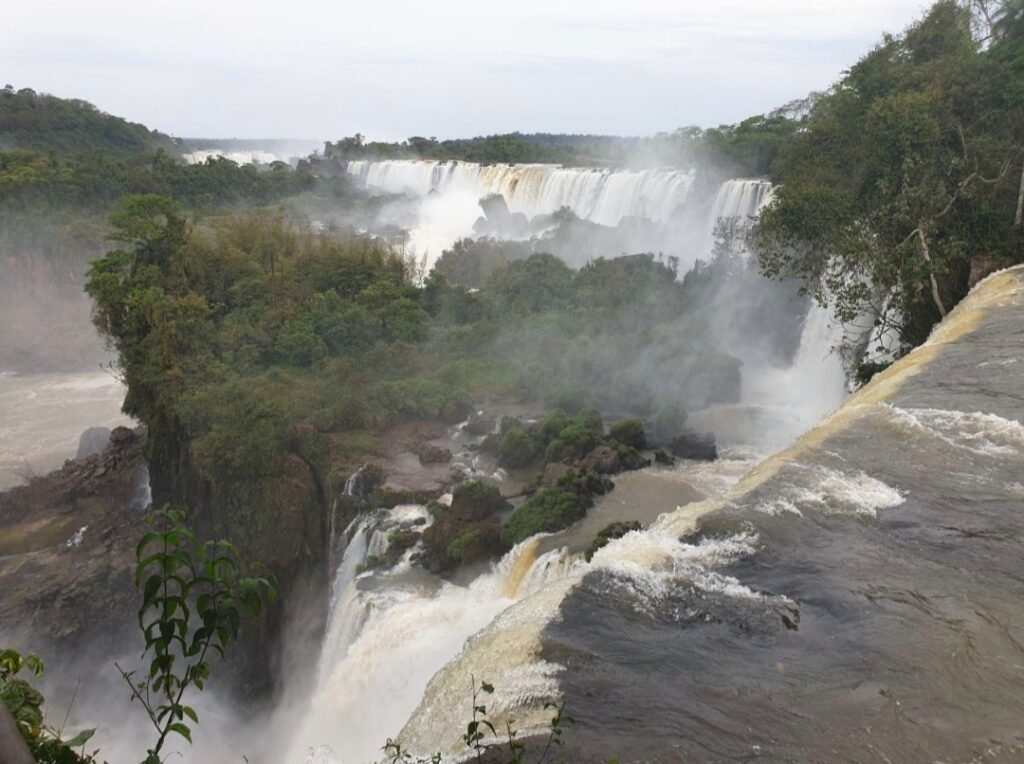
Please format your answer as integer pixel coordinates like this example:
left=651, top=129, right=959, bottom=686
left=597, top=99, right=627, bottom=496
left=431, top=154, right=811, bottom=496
left=289, top=524, right=576, bottom=763
left=706, top=178, right=774, bottom=227
left=281, top=170, right=856, bottom=762
left=347, top=160, right=696, bottom=227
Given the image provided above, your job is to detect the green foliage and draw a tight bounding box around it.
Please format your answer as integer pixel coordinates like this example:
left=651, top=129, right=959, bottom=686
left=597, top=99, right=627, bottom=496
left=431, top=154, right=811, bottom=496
left=0, top=649, right=97, bottom=763
left=451, top=481, right=510, bottom=519
left=0, top=147, right=317, bottom=212
left=434, top=238, right=531, bottom=289
left=0, top=85, right=174, bottom=157
left=118, top=508, right=275, bottom=760
left=499, top=428, right=536, bottom=469
left=446, top=529, right=484, bottom=562
left=538, top=412, right=571, bottom=445
left=754, top=0, right=1024, bottom=349
left=502, top=489, right=588, bottom=546
left=557, top=423, right=598, bottom=458
left=585, top=521, right=643, bottom=562
left=608, top=419, right=647, bottom=449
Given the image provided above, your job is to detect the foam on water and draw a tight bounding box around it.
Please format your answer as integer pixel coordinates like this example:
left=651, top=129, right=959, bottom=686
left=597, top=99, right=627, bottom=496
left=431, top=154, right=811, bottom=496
left=884, top=405, right=1024, bottom=458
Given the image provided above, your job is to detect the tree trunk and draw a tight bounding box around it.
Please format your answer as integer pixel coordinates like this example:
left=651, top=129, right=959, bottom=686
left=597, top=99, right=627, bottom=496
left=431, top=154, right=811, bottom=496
left=917, top=226, right=948, bottom=318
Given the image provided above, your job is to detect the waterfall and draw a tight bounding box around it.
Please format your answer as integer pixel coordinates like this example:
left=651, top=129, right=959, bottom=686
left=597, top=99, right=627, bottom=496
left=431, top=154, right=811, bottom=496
left=287, top=529, right=576, bottom=763
left=347, top=159, right=696, bottom=227
left=707, top=178, right=774, bottom=223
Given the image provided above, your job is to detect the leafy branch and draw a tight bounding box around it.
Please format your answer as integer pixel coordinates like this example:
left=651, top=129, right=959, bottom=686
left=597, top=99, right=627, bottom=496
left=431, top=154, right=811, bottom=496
left=117, top=508, right=275, bottom=763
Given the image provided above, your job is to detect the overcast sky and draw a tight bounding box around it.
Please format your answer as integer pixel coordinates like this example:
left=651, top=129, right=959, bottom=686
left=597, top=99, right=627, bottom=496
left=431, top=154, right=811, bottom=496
left=6, top=0, right=929, bottom=141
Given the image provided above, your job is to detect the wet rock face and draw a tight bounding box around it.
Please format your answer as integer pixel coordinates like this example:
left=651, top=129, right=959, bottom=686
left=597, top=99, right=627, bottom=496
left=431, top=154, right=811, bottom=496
left=669, top=429, right=718, bottom=461
left=0, top=426, right=148, bottom=653
left=464, top=411, right=497, bottom=436
left=419, top=480, right=512, bottom=574
left=75, top=427, right=112, bottom=460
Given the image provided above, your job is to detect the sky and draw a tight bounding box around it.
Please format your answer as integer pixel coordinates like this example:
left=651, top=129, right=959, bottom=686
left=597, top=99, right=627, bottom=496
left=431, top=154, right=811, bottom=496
left=5, top=0, right=930, bottom=141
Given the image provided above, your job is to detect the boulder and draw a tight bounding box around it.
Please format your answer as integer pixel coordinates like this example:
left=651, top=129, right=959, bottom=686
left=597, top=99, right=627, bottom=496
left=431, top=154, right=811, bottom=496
left=75, top=427, right=111, bottom=460
left=464, top=410, right=496, bottom=436
left=583, top=445, right=622, bottom=475
left=540, top=462, right=572, bottom=486
left=669, top=430, right=718, bottom=461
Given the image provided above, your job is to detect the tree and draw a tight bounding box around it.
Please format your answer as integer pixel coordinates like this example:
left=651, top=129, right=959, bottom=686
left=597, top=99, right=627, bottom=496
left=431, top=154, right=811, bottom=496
left=754, top=0, right=1024, bottom=350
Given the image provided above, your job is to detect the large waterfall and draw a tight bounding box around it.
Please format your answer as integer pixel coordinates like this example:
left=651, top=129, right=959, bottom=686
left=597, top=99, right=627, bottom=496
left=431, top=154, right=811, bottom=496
left=274, top=169, right=857, bottom=762
left=347, top=160, right=697, bottom=227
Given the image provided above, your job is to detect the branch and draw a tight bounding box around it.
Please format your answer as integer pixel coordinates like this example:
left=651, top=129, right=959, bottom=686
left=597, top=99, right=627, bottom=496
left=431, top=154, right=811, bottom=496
left=917, top=227, right=948, bottom=317
left=116, top=662, right=161, bottom=734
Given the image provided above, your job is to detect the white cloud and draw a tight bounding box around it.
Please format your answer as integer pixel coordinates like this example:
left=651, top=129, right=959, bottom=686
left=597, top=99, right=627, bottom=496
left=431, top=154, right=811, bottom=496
left=3, top=0, right=929, bottom=139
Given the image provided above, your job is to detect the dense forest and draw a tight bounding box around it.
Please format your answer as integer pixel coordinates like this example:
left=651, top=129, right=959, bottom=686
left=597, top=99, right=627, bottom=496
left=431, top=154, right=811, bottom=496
left=756, top=0, right=1024, bottom=351
left=0, top=86, right=176, bottom=156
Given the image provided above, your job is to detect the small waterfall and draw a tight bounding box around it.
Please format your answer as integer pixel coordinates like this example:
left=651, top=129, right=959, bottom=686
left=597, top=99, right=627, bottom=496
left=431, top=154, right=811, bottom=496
left=707, top=178, right=774, bottom=223
left=287, top=530, right=577, bottom=763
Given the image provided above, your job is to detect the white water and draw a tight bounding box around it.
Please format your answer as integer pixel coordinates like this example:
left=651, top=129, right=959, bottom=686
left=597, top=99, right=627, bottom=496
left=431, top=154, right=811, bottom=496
left=0, top=370, right=132, bottom=489
left=288, top=518, right=575, bottom=763
left=281, top=170, right=850, bottom=760
left=707, top=178, right=774, bottom=230
left=348, top=160, right=696, bottom=227
left=183, top=149, right=282, bottom=165
left=348, top=159, right=706, bottom=267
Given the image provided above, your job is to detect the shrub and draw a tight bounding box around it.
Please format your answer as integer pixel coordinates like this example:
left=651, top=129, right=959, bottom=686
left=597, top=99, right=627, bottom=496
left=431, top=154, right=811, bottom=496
left=445, top=528, right=483, bottom=561
left=538, top=411, right=571, bottom=445
left=499, top=427, right=536, bottom=468
left=451, top=480, right=510, bottom=519
left=585, top=520, right=642, bottom=562
left=608, top=419, right=646, bottom=449
left=557, top=423, right=597, bottom=457
left=544, top=438, right=570, bottom=464
left=502, top=489, right=587, bottom=545
left=576, top=408, right=604, bottom=436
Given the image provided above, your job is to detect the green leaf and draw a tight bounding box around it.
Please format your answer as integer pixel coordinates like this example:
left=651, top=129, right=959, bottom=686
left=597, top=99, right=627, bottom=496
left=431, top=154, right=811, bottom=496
left=64, top=727, right=96, bottom=747
left=167, top=721, right=193, bottom=744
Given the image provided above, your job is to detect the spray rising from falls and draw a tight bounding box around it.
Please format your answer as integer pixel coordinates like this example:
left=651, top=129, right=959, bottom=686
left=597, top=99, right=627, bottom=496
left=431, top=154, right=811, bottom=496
left=347, top=160, right=697, bottom=227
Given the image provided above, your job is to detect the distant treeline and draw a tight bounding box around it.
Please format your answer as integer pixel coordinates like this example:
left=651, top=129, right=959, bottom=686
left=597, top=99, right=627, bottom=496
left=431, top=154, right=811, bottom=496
left=314, top=113, right=802, bottom=178
left=0, top=85, right=176, bottom=157
left=0, top=149, right=318, bottom=212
